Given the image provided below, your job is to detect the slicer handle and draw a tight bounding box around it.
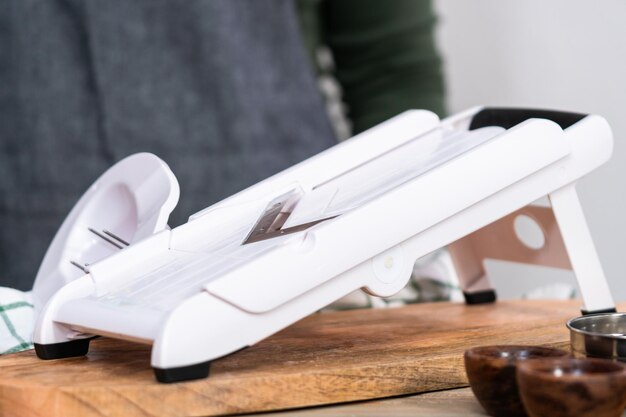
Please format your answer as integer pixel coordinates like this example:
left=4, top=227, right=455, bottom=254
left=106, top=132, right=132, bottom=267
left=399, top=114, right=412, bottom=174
left=470, top=107, right=587, bottom=131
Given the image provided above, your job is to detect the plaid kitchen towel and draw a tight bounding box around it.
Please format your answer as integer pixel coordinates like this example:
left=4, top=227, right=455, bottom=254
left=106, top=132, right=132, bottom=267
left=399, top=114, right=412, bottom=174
left=0, top=287, right=34, bottom=354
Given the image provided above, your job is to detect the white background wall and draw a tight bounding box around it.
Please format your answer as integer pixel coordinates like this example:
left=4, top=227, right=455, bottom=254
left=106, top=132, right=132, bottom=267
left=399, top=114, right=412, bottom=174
left=435, top=0, right=626, bottom=300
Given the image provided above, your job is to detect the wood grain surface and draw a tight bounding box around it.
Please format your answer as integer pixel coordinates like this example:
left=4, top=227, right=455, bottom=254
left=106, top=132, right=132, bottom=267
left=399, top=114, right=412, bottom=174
left=250, top=387, right=488, bottom=417
left=0, top=300, right=594, bottom=417
left=251, top=387, right=626, bottom=417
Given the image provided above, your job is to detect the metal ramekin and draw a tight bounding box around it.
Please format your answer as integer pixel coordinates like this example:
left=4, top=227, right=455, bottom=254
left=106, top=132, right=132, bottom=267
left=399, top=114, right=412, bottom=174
left=567, top=313, right=626, bottom=360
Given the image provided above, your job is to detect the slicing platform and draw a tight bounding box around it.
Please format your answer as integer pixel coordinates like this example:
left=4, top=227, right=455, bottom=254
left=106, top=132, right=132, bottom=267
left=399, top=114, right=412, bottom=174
left=0, top=300, right=601, bottom=417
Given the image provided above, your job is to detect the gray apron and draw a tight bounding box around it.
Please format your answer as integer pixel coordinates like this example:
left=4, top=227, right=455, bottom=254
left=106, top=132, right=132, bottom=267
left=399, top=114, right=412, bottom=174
left=0, top=0, right=337, bottom=289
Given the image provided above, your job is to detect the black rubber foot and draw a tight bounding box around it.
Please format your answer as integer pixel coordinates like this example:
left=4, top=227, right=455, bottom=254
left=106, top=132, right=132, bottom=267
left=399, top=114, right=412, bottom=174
left=153, top=361, right=211, bottom=383
left=463, top=289, right=497, bottom=305
left=581, top=307, right=617, bottom=316
left=34, top=338, right=92, bottom=360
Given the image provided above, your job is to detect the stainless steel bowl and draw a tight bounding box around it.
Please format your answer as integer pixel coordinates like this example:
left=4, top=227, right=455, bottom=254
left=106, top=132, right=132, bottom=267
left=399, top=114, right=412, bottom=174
left=567, top=313, right=626, bottom=360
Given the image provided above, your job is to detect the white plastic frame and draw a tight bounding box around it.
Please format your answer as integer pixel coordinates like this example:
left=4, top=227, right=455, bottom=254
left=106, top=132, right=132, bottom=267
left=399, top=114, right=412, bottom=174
left=33, top=107, right=615, bottom=378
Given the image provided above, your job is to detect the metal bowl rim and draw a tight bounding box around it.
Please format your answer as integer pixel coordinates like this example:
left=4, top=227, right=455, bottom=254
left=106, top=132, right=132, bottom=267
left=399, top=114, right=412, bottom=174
left=567, top=313, right=626, bottom=340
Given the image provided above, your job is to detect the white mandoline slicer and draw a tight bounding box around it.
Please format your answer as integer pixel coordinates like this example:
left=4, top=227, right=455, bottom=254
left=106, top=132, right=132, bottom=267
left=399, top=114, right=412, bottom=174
left=33, top=107, right=616, bottom=383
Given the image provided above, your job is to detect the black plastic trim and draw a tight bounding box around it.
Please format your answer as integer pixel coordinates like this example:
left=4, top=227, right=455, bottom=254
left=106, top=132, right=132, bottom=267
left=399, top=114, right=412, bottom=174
left=469, top=108, right=587, bottom=131
left=153, top=361, right=211, bottom=383
left=581, top=307, right=618, bottom=316
left=463, top=289, right=497, bottom=305
left=34, top=337, right=93, bottom=359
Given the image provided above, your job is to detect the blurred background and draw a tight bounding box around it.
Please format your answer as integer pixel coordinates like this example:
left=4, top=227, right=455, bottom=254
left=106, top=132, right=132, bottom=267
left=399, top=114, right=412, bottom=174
left=434, top=0, right=626, bottom=300
left=2, top=0, right=624, bottom=302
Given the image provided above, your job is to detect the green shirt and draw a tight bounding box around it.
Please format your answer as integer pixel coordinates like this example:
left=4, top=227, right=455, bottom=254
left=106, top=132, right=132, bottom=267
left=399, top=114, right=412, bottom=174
left=297, top=0, right=446, bottom=134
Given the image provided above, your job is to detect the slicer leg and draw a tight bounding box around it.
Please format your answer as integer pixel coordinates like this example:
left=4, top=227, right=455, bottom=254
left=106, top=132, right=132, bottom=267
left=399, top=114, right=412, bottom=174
left=548, top=184, right=616, bottom=314
left=34, top=337, right=93, bottom=360
left=449, top=188, right=615, bottom=313
left=448, top=238, right=497, bottom=305
left=153, top=361, right=211, bottom=383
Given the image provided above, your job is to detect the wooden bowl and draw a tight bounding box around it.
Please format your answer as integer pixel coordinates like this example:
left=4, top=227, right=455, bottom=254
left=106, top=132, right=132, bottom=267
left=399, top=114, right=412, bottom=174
left=517, top=357, right=626, bottom=417
left=464, top=345, right=570, bottom=417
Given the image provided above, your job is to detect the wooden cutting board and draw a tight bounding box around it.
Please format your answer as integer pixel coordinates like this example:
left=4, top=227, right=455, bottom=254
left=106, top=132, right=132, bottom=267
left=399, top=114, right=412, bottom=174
left=0, top=300, right=594, bottom=417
